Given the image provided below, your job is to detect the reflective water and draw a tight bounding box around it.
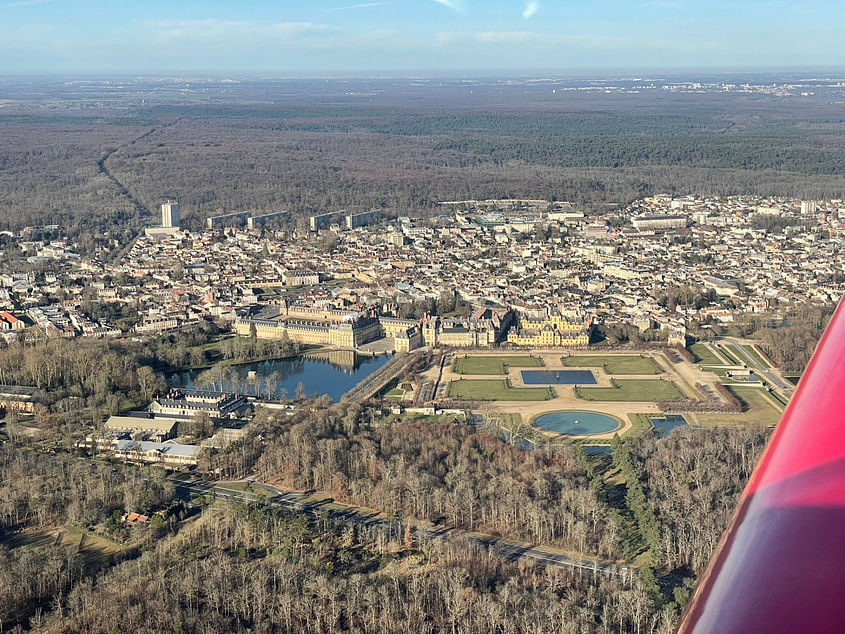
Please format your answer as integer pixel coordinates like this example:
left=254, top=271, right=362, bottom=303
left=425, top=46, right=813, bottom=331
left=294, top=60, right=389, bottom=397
left=169, top=354, right=392, bottom=401
left=650, top=414, right=689, bottom=438
left=521, top=370, right=597, bottom=385
left=534, top=410, right=620, bottom=435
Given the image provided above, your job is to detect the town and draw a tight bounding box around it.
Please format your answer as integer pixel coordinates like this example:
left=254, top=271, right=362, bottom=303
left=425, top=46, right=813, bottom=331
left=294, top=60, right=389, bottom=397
left=0, top=193, right=835, bottom=468
left=1, top=194, right=840, bottom=349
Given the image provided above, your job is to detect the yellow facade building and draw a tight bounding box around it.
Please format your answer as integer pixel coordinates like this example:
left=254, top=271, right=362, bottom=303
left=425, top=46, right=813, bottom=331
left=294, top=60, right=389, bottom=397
left=235, top=316, right=382, bottom=349
left=507, top=311, right=592, bottom=347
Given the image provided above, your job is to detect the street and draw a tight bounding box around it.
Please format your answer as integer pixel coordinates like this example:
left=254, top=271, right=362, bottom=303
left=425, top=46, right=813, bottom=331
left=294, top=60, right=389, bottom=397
left=718, top=337, right=795, bottom=395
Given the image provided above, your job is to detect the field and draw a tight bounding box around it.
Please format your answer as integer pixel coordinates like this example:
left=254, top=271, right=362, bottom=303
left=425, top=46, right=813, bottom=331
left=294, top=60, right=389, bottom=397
left=716, top=345, right=743, bottom=365
left=385, top=388, right=406, bottom=401
left=575, top=379, right=685, bottom=402
left=696, top=386, right=783, bottom=426
left=453, top=355, right=544, bottom=375
left=561, top=355, right=663, bottom=375
left=689, top=343, right=723, bottom=366
left=8, top=528, right=123, bottom=567
left=627, top=413, right=659, bottom=435
left=446, top=379, right=553, bottom=401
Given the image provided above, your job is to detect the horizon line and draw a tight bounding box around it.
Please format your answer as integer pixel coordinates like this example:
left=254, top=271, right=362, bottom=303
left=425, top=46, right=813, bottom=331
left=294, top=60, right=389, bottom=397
left=2, top=65, right=845, bottom=79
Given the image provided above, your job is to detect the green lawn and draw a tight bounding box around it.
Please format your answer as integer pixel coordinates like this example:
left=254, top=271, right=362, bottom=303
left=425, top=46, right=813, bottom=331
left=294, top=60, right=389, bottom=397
left=689, top=343, right=723, bottom=365
left=575, top=379, right=685, bottom=402
left=561, top=355, right=662, bottom=375
left=454, top=355, right=544, bottom=375
left=628, top=413, right=658, bottom=435
left=716, top=345, right=742, bottom=365
left=447, top=379, right=553, bottom=401
left=696, top=386, right=783, bottom=427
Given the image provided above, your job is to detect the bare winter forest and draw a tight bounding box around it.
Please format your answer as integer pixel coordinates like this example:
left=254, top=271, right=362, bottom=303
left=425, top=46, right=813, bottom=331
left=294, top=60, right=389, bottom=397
left=5, top=76, right=845, bottom=241
left=0, top=75, right=828, bottom=632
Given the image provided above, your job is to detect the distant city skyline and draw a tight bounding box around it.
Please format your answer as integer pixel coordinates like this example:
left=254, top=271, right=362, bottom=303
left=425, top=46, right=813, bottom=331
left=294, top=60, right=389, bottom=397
left=0, top=0, right=843, bottom=73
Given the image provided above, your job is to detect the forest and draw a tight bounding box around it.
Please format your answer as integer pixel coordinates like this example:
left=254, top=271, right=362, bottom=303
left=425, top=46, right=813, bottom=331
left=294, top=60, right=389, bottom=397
left=3, top=491, right=668, bottom=634
left=6, top=82, right=845, bottom=244
left=752, top=304, right=836, bottom=372
left=0, top=397, right=771, bottom=632
left=204, top=400, right=771, bottom=613
left=0, top=325, right=302, bottom=443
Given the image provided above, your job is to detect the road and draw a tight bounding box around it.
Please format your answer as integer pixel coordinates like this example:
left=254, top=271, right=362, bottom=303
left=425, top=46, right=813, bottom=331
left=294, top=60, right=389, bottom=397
left=170, top=478, right=626, bottom=578
left=718, top=338, right=794, bottom=395
left=96, top=118, right=183, bottom=263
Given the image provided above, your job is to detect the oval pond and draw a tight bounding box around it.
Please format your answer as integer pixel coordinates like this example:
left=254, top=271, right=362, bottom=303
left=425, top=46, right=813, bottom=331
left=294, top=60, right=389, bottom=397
left=534, top=411, right=620, bottom=436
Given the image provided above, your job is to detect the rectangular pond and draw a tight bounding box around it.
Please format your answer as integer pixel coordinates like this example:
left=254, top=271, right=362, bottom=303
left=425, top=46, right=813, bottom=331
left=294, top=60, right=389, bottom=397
left=521, top=370, right=597, bottom=385
left=649, top=414, right=689, bottom=438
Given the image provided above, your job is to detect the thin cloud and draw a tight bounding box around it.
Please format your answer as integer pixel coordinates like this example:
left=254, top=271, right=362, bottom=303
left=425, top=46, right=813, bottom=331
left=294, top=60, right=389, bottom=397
left=522, top=1, right=539, bottom=19
left=432, top=0, right=465, bottom=14
left=144, top=19, right=339, bottom=43
left=0, top=0, right=50, bottom=8
left=435, top=30, right=717, bottom=53
left=436, top=30, right=626, bottom=48
left=321, top=1, right=392, bottom=12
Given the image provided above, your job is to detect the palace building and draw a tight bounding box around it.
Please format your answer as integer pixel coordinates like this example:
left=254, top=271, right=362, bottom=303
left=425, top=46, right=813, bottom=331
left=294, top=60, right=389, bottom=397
left=421, top=307, right=513, bottom=348
left=235, top=313, right=383, bottom=349
left=507, top=310, right=592, bottom=347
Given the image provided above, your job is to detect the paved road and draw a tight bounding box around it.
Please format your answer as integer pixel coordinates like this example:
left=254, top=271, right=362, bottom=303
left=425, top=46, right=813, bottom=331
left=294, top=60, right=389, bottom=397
left=170, top=478, right=626, bottom=578
left=718, top=338, right=794, bottom=395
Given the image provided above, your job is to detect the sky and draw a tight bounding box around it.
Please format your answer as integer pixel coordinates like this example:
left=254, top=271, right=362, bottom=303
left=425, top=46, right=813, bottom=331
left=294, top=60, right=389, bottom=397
left=0, top=0, right=843, bottom=74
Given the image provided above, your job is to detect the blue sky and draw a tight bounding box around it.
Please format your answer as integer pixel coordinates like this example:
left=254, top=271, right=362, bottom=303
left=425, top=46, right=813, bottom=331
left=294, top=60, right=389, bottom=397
left=0, top=0, right=842, bottom=73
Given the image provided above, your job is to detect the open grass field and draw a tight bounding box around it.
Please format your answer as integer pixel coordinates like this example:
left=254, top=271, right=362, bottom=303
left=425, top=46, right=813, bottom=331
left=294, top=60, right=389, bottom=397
left=71, top=530, right=123, bottom=566
left=385, top=388, right=405, bottom=401
left=561, top=355, right=663, bottom=375
left=447, top=379, right=553, bottom=401
left=696, top=386, right=783, bottom=427
left=575, top=379, right=685, bottom=402
left=9, top=528, right=123, bottom=568
left=453, top=355, right=544, bottom=375
left=6, top=530, right=55, bottom=551
left=722, top=344, right=750, bottom=365
left=689, top=343, right=723, bottom=365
